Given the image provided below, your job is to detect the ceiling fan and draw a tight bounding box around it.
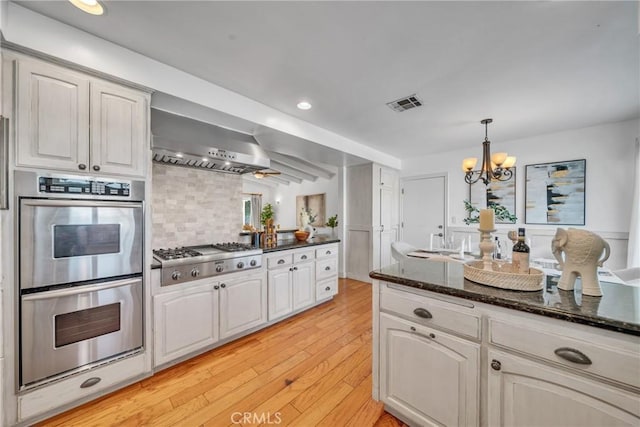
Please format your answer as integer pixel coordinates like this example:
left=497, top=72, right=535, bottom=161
left=253, top=169, right=281, bottom=179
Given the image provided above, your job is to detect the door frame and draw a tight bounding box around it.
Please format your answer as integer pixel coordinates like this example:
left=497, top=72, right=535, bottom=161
left=399, top=172, right=449, bottom=243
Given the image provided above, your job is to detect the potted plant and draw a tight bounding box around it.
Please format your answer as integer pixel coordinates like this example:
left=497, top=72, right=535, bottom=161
left=260, top=203, right=275, bottom=229
left=325, top=214, right=338, bottom=237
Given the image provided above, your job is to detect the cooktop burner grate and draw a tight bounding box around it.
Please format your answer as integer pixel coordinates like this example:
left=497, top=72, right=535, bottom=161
left=212, top=242, right=255, bottom=252
left=153, top=247, right=202, bottom=260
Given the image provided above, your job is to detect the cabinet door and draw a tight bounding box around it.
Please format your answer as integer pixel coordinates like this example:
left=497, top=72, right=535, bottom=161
left=219, top=272, right=267, bottom=339
left=16, top=59, right=90, bottom=171
left=268, top=267, right=293, bottom=321
left=380, top=313, right=479, bottom=427
left=487, top=350, right=640, bottom=426
left=154, top=283, right=219, bottom=367
left=292, top=262, right=315, bottom=310
left=90, top=80, right=147, bottom=177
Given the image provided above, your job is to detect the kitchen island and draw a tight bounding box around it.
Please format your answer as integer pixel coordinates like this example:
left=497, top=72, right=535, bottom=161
left=369, top=258, right=640, bottom=427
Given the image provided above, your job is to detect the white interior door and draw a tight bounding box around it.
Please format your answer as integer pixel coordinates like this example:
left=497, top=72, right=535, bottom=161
left=401, top=175, right=446, bottom=249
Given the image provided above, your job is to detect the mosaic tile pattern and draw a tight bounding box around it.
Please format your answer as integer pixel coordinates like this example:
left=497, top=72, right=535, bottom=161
left=152, top=163, right=243, bottom=249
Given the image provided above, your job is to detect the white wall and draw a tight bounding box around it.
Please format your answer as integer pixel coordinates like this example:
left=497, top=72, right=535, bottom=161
left=402, top=119, right=639, bottom=233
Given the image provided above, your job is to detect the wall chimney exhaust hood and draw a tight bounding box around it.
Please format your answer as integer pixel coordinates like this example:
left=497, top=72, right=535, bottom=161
left=151, top=108, right=270, bottom=174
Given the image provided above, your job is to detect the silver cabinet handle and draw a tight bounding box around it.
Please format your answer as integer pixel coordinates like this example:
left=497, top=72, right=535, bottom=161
left=413, top=308, right=433, bottom=319
left=554, top=347, right=592, bottom=365
left=277, top=259, right=285, bottom=264
left=491, top=360, right=502, bottom=371
left=409, top=327, right=435, bottom=340
left=22, top=277, right=141, bottom=301
left=80, top=377, right=101, bottom=388
left=301, top=255, right=307, bottom=260
left=325, top=266, right=331, bottom=271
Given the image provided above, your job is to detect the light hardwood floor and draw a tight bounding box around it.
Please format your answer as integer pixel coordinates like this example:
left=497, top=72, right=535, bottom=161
left=39, top=278, right=408, bottom=427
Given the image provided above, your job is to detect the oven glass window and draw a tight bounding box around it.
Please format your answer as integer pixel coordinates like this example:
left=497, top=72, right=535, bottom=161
left=53, top=224, right=120, bottom=258
left=54, top=303, right=121, bottom=347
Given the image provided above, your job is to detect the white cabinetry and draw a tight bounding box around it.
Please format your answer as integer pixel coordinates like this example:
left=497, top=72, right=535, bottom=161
left=346, top=163, right=399, bottom=281
left=265, top=244, right=339, bottom=321
left=14, top=55, right=148, bottom=177
left=153, top=281, right=219, bottom=366
left=267, top=248, right=317, bottom=321
left=379, top=287, right=480, bottom=426
left=153, top=270, right=267, bottom=367
left=374, top=281, right=640, bottom=426
left=487, top=349, right=640, bottom=427
left=219, top=271, right=267, bottom=339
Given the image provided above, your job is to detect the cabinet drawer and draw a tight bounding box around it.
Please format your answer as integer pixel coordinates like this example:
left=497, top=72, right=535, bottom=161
left=381, top=286, right=480, bottom=340
left=294, top=250, right=315, bottom=263
left=19, top=353, right=146, bottom=421
left=316, top=257, right=338, bottom=280
left=316, top=245, right=338, bottom=259
left=316, top=277, right=338, bottom=300
left=489, top=318, right=640, bottom=389
left=267, top=254, right=293, bottom=269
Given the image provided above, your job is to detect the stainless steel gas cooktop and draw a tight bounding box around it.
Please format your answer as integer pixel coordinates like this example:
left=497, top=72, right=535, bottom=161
left=153, top=243, right=262, bottom=286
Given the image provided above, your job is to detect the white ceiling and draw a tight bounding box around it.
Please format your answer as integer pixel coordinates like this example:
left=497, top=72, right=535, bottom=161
left=12, top=0, right=640, bottom=159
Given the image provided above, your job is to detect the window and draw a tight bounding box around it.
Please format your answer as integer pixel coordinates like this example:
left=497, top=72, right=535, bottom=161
left=242, top=193, right=262, bottom=229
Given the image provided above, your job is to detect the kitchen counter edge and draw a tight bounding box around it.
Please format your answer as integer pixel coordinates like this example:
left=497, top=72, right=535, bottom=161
left=369, top=269, right=640, bottom=336
left=262, top=237, right=340, bottom=253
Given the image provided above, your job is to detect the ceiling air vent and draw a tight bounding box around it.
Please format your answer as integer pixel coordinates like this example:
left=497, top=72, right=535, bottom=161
left=386, top=94, right=423, bottom=112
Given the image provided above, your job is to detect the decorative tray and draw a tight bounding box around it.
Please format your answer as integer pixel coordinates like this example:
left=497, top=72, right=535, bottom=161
left=463, top=261, right=544, bottom=291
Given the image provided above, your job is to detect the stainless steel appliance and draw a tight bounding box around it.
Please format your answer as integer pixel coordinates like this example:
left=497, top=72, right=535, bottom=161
left=153, top=243, right=263, bottom=286
left=151, top=108, right=270, bottom=174
left=16, top=171, right=145, bottom=389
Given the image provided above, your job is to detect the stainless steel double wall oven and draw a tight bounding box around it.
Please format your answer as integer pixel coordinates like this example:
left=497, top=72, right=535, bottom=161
left=16, top=171, right=145, bottom=389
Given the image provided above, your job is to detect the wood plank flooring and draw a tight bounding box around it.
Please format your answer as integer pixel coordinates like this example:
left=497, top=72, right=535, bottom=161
left=38, top=278, right=408, bottom=427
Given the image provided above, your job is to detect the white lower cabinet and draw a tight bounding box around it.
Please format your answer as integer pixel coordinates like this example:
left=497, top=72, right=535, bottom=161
left=268, top=267, right=294, bottom=321
left=292, top=261, right=315, bottom=310
left=153, top=282, right=219, bottom=366
left=380, top=313, right=479, bottom=427
left=153, top=270, right=267, bottom=367
left=375, top=282, right=640, bottom=427
left=487, top=350, right=640, bottom=426
left=219, top=272, right=267, bottom=339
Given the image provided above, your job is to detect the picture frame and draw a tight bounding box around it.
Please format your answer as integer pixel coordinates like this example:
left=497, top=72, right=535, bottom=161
left=525, top=159, right=586, bottom=225
left=296, top=193, right=326, bottom=227
left=468, top=168, right=517, bottom=224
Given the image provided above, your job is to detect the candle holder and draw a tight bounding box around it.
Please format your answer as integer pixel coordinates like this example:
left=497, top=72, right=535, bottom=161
left=478, top=228, right=496, bottom=270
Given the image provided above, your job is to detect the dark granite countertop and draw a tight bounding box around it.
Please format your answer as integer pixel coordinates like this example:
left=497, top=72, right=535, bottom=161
left=262, top=236, right=340, bottom=253
left=370, top=259, right=640, bottom=336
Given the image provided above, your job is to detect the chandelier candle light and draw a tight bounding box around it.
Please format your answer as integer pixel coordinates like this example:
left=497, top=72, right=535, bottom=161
left=478, top=209, right=496, bottom=271
left=462, top=119, right=516, bottom=186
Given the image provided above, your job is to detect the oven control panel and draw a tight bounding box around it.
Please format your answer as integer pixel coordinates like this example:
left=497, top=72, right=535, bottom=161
left=39, top=177, right=130, bottom=196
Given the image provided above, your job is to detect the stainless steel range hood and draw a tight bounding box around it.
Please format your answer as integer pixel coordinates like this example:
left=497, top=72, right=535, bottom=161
left=151, top=108, right=270, bottom=174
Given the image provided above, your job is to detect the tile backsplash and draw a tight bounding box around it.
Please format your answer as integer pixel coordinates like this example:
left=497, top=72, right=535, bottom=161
left=152, top=163, right=243, bottom=248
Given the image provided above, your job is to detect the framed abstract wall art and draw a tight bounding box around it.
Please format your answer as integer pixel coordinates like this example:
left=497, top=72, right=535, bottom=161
left=525, top=159, right=586, bottom=225
left=468, top=168, right=517, bottom=224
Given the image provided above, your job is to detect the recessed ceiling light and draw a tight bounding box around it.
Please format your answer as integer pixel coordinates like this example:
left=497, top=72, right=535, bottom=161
left=68, top=0, right=104, bottom=15
left=297, top=101, right=312, bottom=110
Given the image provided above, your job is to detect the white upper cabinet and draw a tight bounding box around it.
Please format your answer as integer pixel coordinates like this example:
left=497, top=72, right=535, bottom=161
left=90, top=81, right=147, bottom=176
left=14, top=55, right=148, bottom=177
left=16, top=59, right=90, bottom=171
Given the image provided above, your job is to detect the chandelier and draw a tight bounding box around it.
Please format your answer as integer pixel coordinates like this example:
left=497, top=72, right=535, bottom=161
left=462, top=118, right=516, bottom=185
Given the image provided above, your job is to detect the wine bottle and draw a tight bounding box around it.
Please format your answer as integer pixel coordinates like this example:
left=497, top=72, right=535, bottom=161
left=512, top=228, right=530, bottom=273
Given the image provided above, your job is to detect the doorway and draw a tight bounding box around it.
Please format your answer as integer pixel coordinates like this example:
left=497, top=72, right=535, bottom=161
left=400, top=174, right=447, bottom=249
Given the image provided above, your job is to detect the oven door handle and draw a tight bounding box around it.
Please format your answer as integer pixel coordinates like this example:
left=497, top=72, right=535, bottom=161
left=21, top=199, right=142, bottom=209
left=22, top=277, right=142, bottom=301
